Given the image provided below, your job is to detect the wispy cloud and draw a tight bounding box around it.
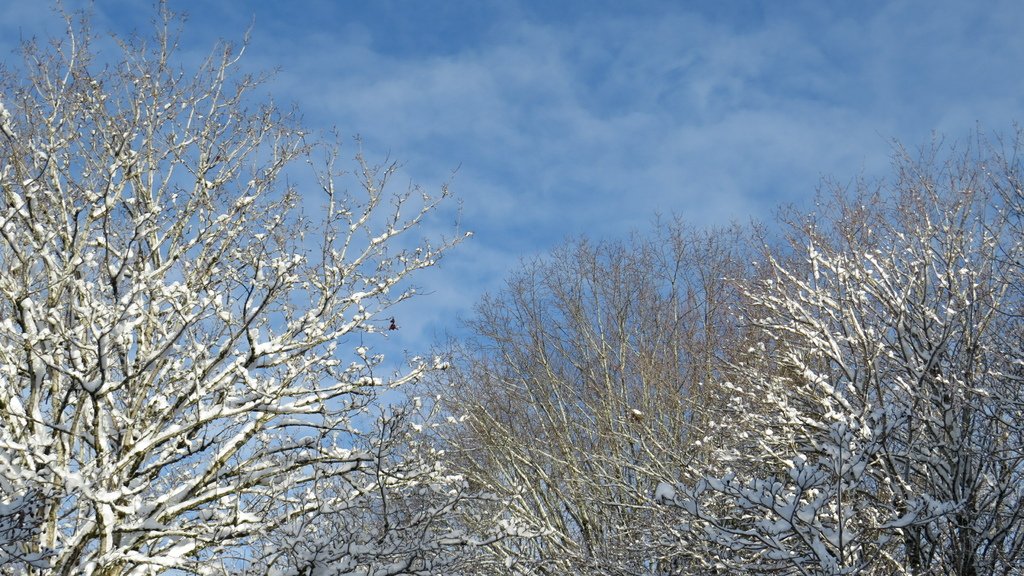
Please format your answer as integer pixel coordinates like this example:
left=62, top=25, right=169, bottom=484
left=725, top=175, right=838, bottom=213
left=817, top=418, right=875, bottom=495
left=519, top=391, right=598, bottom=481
left=4, top=0, right=1024, bottom=343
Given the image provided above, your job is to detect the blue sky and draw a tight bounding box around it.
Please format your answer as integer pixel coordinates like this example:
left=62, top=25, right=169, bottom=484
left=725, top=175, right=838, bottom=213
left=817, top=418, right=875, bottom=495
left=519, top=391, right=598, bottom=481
left=4, top=0, right=1024, bottom=349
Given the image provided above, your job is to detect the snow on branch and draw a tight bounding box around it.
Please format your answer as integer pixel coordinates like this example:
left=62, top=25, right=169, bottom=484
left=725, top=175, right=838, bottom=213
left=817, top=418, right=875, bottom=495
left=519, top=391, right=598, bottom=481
left=0, top=7, right=489, bottom=574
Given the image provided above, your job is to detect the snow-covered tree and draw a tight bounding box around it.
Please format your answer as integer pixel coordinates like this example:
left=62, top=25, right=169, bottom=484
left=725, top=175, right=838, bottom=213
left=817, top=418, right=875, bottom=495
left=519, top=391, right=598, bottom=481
left=0, top=7, right=489, bottom=574
left=660, top=140, right=1024, bottom=575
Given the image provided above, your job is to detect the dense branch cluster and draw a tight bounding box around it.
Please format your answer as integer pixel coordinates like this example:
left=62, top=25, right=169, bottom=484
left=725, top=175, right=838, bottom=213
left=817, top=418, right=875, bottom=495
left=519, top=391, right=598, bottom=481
left=437, top=145, right=1024, bottom=575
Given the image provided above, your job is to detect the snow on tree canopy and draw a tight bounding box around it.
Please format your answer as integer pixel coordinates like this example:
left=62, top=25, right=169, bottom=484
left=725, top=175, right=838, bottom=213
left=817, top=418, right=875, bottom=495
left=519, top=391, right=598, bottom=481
left=0, top=6, right=524, bottom=575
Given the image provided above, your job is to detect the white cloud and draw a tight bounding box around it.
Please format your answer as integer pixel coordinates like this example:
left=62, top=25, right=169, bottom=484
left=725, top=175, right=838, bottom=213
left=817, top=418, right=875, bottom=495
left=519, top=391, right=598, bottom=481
left=5, top=0, right=1023, bottom=341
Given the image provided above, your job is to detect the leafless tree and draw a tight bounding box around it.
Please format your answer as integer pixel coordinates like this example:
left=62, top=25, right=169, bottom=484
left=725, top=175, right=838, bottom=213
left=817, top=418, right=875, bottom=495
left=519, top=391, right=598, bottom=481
left=0, top=7, right=500, bottom=575
left=432, top=222, right=757, bottom=574
left=662, top=138, right=1024, bottom=575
